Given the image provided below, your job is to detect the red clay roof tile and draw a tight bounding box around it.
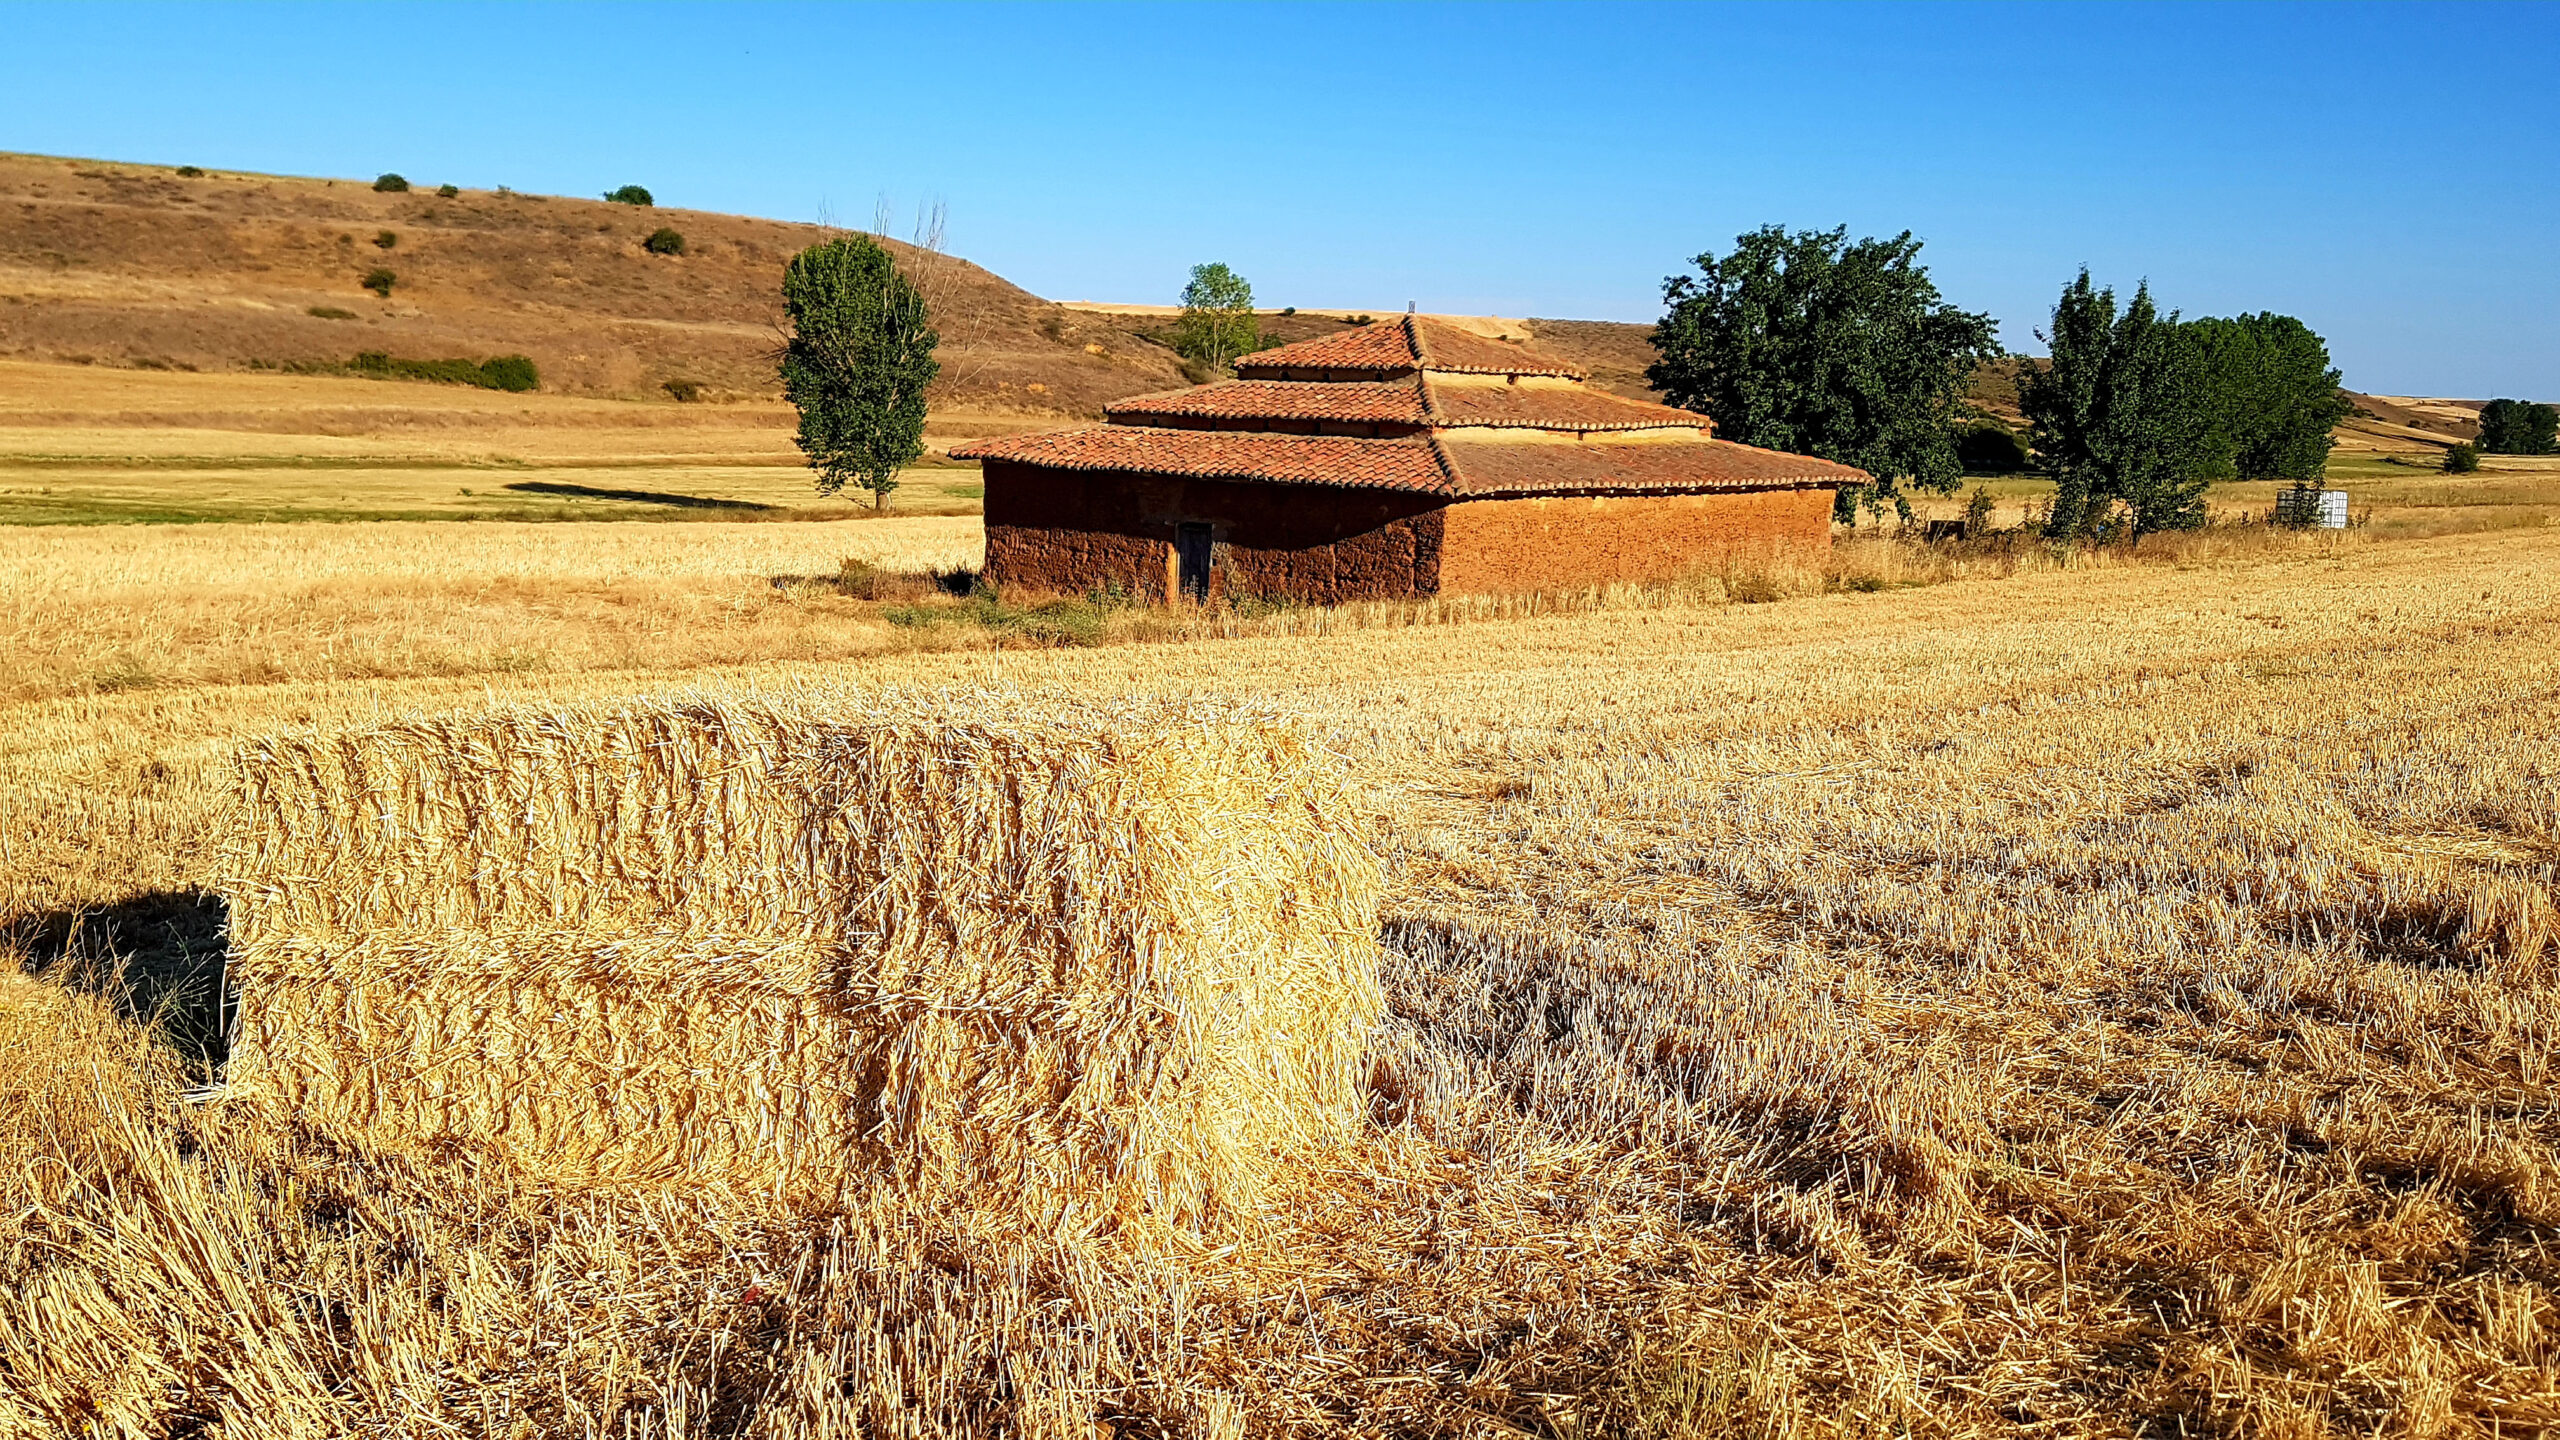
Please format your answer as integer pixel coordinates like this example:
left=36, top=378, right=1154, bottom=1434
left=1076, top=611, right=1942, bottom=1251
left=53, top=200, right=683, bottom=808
left=1236, top=315, right=1585, bottom=380
left=952, top=427, right=1453, bottom=494
left=1422, top=379, right=1710, bottom=432
left=1437, top=438, right=1869, bottom=497
left=1105, top=379, right=1428, bottom=427
left=951, top=426, right=1869, bottom=498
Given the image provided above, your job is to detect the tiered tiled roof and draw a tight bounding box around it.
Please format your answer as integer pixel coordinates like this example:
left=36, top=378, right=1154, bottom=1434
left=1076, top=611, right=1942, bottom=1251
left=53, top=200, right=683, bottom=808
left=1233, top=314, right=1588, bottom=380
left=1101, top=375, right=1716, bottom=435
left=954, top=315, right=1871, bottom=497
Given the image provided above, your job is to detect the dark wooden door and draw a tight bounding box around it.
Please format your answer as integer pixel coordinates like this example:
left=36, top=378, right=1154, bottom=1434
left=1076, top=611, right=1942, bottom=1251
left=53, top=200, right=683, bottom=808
left=1176, top=523, right=1213, bottom=602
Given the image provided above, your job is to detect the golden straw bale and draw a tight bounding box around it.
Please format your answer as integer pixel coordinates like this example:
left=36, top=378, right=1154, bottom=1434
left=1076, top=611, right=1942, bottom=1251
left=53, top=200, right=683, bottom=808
left=219, top=692, right=1383, bottom=1228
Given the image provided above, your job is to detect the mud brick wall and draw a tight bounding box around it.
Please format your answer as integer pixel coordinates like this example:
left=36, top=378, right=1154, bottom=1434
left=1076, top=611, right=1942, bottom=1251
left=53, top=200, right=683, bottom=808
left=981, top=461, right=1444, bottom=604
left=980, top=462, right=1838, bottom=602
left=1435, top=488, right=1834, bottom=594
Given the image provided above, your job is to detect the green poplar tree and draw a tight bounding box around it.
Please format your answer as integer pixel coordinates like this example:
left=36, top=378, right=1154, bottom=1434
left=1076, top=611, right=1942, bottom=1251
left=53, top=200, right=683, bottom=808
left=2017, top=271, right=2214, bottom=539
left=778, top=236, right=940, bottom=509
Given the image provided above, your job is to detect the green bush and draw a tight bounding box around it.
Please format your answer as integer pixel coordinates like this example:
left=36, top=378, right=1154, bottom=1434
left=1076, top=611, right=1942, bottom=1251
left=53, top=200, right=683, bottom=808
left=1955, top=422, right=2030, bottom=473
left=373, top=230, right=398, bottom=250
left=435, top=184, right=459, bottom=199
left=605, top=184, right=654, bottom=206
left=360, top=268, right=396, bottom=298
left=306, top=306, right=357, bottom=321
left=344, top=351, right=538, bottom=392
left=643, top=227, right=685, bottom=256
left=373, top=173, right=409, bottom=193
left=2443, top=441, right=2482, bottom=474
left=175, top=165, right=204, bottom=178
left=477, top=355, right=539, bottom=392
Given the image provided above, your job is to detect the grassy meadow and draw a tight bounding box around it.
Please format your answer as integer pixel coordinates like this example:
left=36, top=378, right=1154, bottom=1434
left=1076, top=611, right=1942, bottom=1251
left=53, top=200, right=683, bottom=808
left=4, top=355, right=2559, bottom=1435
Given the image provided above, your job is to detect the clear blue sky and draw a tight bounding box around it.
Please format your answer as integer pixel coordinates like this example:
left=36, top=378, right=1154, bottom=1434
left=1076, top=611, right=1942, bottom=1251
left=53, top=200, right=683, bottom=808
left=4, top=1, right=2553, bottom=397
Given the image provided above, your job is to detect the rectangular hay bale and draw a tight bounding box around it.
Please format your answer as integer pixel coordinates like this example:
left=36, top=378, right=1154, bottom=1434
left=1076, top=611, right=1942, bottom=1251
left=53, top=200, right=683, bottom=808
left=219, top=693, right=1383, bottom=1227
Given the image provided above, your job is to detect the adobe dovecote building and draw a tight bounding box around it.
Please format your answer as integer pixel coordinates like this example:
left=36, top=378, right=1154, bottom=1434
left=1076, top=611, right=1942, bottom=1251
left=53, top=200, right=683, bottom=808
left=952, top=315, right=1866, bottom=604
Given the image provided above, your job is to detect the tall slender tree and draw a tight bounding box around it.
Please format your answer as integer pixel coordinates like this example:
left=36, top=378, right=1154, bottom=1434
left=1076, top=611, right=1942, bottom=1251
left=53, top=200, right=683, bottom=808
left=2017, top=271, right=2214, bottom=539
left=778, top=236, right=940, bottom=509
left=1648, top=226, right=1998, bottom=521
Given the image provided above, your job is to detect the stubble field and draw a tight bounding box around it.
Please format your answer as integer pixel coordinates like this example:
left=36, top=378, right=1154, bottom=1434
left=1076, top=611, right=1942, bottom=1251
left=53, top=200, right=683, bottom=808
left=6, top=513, right=2558, bottom=1436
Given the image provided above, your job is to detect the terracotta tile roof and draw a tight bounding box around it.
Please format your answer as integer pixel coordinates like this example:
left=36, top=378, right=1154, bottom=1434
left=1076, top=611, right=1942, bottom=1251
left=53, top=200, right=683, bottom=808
left=1438, top=438, right=1869, bottom=497
left=1422, top=379, right=1709, bottom=432
left=952, top=426, right=1869, bottom=498
left=951, top=426, right=1450, bottom=493
left=1105, top=379, right=1427, bottom=427
left=1411, top=319, right=1588, bottom=379
left=1236, top=315, right=1586, bottom=380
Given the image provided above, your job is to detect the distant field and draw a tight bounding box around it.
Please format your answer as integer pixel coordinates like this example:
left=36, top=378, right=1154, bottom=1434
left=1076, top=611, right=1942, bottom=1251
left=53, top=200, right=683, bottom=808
left=1917, top=462, right=2560, bottom=538
left=0, top=359, right=998, bottom=522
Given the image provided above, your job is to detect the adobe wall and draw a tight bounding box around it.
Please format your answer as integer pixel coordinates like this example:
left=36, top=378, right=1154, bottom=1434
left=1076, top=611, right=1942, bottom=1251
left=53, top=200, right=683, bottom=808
left=1434, top=488, right=1835, bottom=595
left=981, top=461, right=1446, bottom=605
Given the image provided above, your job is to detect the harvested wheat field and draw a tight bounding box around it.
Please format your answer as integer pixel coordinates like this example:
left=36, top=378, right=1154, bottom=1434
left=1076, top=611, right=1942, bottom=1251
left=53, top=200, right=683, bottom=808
left=5, top=525, right=2559, bottom=1436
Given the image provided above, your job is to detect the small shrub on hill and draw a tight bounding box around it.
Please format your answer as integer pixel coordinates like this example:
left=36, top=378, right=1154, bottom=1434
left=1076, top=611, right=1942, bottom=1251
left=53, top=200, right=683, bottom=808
left=373, top=173, right=409, bottom=193
left=373, top=230, right=398, bottom=250
left=344, top=351, right=539, bottom=391
left=306, top=306, right=357, bottom=321
left=476, top=355, right=539, bottom=392
left=175, top=165, right=204, bottom=178
left=2443, top=442, right=2481, bottom=474
left=435, top=184, right=459, bottom=199
left=360, top=268, right=396, bottom=298
left=643, top=227, right=685, bottom=256
left=662, top=378, right=702, bottom=403
left=605, top=184, right=654, bottom=206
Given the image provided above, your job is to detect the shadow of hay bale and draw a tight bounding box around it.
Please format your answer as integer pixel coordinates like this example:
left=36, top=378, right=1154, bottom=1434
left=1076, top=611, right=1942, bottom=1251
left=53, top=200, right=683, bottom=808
left=7, top=891, right=230, bottom=1074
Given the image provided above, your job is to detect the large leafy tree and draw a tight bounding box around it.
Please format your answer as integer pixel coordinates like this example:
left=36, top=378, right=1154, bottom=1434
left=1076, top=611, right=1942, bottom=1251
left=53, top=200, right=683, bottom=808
left=2183, top=313, right=2351, bottom=480
left=2017, top=271, right=2214, bottom=539
left=2478, top=398, right=2560, bottom=455
left=779, top=236, right=939, bottom=509
left=1647, top=225, right=1999, bottom=519
left=1172, top=262, right=1261, bottom=372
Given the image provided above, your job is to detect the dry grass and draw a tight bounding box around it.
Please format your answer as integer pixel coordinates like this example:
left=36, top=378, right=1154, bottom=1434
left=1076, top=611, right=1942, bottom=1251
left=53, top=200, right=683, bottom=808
left=0, top=516, right=980, bottom=702
left=5, top=528, right=2558, bottom=1434
left=0, top=358, right=1007, bottom=523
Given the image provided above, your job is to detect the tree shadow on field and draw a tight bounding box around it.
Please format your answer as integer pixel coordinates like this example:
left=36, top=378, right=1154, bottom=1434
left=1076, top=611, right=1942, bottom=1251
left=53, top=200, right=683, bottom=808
left=9, top=891, right=230, bottom=1077
left=501, top=480, right=777, bottom=511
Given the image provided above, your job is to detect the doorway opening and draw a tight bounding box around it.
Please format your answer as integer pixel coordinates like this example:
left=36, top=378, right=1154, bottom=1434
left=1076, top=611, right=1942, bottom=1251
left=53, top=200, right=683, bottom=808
left=1175, top=523, right=1213, bottom=603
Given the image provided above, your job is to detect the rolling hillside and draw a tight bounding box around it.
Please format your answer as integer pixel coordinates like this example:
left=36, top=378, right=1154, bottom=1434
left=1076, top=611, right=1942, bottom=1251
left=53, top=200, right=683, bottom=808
left=0, top=152, right=1658, bottom=415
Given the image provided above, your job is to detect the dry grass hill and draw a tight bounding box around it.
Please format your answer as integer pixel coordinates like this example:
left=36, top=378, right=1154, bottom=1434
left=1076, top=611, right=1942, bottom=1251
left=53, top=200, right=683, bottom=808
left=0, top=151, right=1659, bottom=417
